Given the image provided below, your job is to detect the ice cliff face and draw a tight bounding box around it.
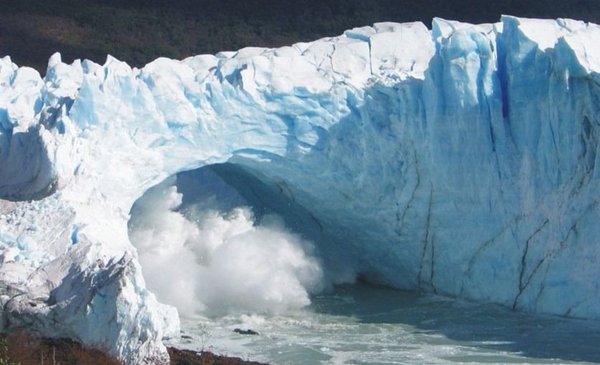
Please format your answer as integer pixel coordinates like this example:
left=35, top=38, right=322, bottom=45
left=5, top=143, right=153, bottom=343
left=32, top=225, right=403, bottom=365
left=1, top=15, right=600, bottom=364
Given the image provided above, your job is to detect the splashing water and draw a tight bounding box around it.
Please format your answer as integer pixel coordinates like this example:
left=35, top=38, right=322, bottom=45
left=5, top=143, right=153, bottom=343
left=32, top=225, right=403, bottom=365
left=129, top=179, right=325, bottom=317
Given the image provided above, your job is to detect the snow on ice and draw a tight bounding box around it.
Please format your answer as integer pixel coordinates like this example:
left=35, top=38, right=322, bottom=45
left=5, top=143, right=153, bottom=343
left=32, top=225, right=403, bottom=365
left=0, top=16, right=600, bottom=364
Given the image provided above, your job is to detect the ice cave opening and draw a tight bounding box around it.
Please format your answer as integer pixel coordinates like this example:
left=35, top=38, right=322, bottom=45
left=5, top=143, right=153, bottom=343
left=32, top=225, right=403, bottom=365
left=128, top=162, right=350, bottom=317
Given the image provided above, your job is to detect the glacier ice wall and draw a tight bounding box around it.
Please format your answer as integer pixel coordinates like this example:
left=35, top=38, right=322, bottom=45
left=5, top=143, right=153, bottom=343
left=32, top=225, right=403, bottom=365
left=1, top=15, right=600, bottom=364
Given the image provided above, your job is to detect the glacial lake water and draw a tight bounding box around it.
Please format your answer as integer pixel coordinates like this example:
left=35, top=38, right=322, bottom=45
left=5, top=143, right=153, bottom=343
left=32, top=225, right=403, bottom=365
left=169, top=283, right=600, bottom=364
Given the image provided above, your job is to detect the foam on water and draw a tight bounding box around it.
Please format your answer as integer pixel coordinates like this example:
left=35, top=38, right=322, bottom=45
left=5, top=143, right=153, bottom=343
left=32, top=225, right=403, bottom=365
left=170, top=284, right=600, bottom=365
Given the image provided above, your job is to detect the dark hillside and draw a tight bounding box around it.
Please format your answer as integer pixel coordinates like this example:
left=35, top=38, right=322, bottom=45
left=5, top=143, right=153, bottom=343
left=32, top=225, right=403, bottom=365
left=0, top=0, right=599, bottom=75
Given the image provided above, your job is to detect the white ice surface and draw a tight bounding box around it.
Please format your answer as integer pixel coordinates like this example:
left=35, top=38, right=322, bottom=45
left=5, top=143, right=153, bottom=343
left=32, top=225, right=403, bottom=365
left=1, top=16, right=600, bottom=364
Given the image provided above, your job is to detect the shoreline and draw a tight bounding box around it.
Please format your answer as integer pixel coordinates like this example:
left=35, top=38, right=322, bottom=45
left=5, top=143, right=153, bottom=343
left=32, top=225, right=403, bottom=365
left=168, top=347, right=266, bottom=365
left=0, top=331, right=267, bottom=365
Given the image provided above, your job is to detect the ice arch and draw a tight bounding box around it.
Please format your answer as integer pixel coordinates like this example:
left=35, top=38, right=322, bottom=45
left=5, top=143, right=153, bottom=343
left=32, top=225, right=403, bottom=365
left=1, top=16, right=600, bottom=365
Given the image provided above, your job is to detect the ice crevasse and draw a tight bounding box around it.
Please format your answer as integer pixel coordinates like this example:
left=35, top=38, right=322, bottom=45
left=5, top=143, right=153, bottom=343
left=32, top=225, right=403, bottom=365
left=1, top=15, right=600, bottom=364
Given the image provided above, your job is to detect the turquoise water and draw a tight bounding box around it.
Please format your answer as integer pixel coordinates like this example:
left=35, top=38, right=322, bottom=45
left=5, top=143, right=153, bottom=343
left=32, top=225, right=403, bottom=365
left=170, top=284, right=600, bottom=364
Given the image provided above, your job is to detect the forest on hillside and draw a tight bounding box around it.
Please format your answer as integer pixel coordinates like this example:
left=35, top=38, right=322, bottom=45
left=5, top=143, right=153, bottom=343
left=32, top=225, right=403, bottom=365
left=1, top=0, right=600, bottom=73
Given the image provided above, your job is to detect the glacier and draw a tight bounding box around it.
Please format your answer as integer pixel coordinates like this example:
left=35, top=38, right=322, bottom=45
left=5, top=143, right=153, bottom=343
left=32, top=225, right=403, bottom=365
left=1, top=15, right=600, bottom=364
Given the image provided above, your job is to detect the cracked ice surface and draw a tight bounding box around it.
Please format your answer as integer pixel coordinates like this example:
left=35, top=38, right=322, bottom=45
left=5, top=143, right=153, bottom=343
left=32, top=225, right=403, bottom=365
left=1, top=15, right=600, bottom=364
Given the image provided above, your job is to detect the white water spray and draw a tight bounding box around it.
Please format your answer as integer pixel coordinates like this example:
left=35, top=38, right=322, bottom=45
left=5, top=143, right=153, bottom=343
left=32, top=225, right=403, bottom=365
left=129, top=180, right=325, bottom=317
